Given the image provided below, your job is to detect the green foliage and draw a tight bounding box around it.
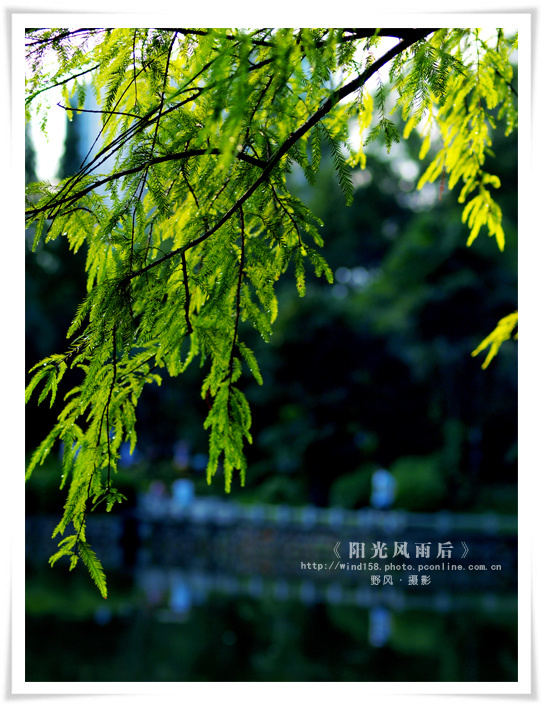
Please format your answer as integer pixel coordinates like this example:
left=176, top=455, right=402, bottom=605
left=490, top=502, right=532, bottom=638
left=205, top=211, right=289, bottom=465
left=413, top=29, right=517, bottom=252
left=389, top=455, right=447, bottom=511
left=25, top=27, right=517, bottom=595
left=472, top=311, right=518, bottom=368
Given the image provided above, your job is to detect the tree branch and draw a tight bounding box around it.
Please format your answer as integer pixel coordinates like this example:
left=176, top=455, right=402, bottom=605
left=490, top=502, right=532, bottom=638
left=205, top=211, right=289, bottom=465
left=25, top=149, right=268, bottom=220
left=57, top=103, right=142, bottom=120
left=126, top=30, right=436, bottom=281
left=228, top=206, right=246, bottom=387
left=131, top=32, right=178, bottom=272
left=181, top=252, right=193, bottom=335
left=25, top=65, right=100, bottom=104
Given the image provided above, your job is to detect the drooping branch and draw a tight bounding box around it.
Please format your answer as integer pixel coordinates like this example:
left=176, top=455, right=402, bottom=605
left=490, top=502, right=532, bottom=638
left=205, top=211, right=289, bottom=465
left=26, top=30, right=435, bottom=260
left=126, top=29, right=436, bottom=281
left=234, top=207, right=246, bottom=348
left=26, top=32, right=277, bottom=221
left=271, top=184, right=302, bottom=245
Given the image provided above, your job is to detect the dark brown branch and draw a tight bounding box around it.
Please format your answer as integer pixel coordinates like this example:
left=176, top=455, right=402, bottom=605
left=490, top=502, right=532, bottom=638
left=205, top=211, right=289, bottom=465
left=73, top=322, right=117, bottom=550
left=55, top=40, right=183, bottom=214
left=25, top=28, right=109, bottom=73
left=121, top=354, right=155, bottom=379
left=168, top=27, right=433, bottom=50
left=340, top=28, right=438, bottom=42
left=37, top=58, right=158, bottom=218
left=74, top=464, right=98, bottom=552
left=166, top=28, right=275, bottom=47
left=57, top=103, right=141, bottom=120
left=25, top=149, right=268, bottom=220
left=132, top=30, right=139, bottom=107
left=25, top=28, right=106, bottom=49
left=183, top=167, right=210, bottom=231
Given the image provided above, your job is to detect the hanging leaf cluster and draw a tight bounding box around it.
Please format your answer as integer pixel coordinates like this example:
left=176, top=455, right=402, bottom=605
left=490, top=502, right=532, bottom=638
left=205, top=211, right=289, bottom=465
left=25, top=27, right=518, bottom=596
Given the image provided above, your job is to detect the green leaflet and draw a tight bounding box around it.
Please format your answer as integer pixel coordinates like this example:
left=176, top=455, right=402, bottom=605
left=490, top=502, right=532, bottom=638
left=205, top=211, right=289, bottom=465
left=25, top=424, right=63, bottom=481
left=472, top=311, right=518, bottom=369
left=48, top=534, right=78, bottom=566
left=413, top=30, right=514, bottom=252
left=76, top=540, right=108, bottom=599
left=294, top=247, right=306, bottom=297
left=204, top=383, right=250, bottom=492
left=238, top=343, right=263, bottom=385
left=320, top=123, right=354, bottom=205
left=92, top=487, right=127, bottom=513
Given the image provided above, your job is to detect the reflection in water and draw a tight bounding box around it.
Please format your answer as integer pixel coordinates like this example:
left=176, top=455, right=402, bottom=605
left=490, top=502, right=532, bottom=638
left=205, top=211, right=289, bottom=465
left=25, top=498, right=518, bottom=682
left=170, top=574, right=192, bottom=617
left=369, top=607, right=392, bottom=647
left=25, top=582, right=518, bottom=682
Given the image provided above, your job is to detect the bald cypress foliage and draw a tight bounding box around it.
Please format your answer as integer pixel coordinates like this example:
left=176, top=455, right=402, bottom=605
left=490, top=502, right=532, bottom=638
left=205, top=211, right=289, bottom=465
left=25, top=27, right=518, bottom=596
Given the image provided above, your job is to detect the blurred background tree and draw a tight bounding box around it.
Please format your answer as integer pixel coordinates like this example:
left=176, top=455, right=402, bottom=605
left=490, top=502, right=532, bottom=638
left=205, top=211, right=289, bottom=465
left=26, top=96, right=517, bottom=515
left=240, top=115, right=517, bottom=511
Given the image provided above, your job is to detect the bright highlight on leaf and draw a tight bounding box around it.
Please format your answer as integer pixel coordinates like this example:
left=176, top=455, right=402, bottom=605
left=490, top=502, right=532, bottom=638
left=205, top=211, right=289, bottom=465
left=25, top=27, right=517, bottom=596
left=472, top=311, right=518, bottom=369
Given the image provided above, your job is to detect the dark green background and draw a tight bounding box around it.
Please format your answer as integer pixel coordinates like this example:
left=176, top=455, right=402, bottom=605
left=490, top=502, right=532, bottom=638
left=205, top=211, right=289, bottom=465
left=25, top=82, right=518, bottom=682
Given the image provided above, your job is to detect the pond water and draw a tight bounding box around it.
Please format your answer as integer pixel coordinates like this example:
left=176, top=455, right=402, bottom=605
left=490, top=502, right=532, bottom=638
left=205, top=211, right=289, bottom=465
left=25, top=505, right=518, bottom=683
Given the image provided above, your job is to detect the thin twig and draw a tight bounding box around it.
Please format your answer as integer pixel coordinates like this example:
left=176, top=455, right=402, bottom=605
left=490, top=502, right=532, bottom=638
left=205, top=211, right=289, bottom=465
left=133, top=30, right=138, bottom=107
left=181, top=252, right=193, bottom=335
left=25, top=65, right=100, bottom=104
left=228, top=206, right=246, bottom=388
left=271, top=184, right=302, bottom=245
left=130, top=33, right=178, bottom=272
left=57, top=103, right=141, bottom=120
left=103, top=325, right=118, bottom=490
